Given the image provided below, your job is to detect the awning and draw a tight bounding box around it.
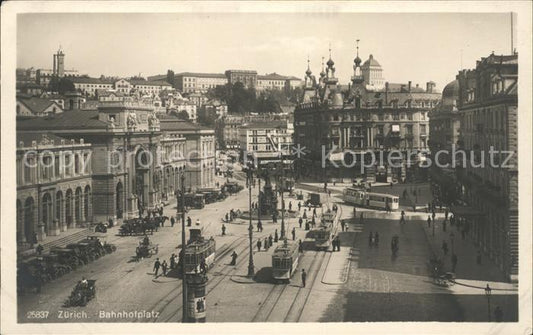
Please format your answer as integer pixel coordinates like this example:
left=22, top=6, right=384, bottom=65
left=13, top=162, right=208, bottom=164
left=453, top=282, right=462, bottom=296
left=451, top=205, right=485, bottom=217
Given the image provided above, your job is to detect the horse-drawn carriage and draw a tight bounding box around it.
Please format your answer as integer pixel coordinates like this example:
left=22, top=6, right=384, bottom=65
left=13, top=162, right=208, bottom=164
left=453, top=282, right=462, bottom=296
left=119, top=218, right=159, bottom=236
left=135, top=236, right=159, bottom=260
left=428, top=257, right=455, bottom=287
left=65, top=279, right=96, bottom=307
left=94, top=222, right=108, bottom=233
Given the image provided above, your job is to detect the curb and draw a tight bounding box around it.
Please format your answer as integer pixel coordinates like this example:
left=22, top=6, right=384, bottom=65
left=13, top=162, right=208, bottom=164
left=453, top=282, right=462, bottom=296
left=229, top=275, right=257, bottom=284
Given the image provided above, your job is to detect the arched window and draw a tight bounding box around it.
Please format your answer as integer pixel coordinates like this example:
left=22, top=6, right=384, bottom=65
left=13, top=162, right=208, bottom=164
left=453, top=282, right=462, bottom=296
left=56, top=191, right=63, bottom=225
left=42, top=193, right=52, bottom=233
left=24, top=197, right=35, bottom=242
left=84, top=185, right=91, bottom=220
left=75, top=187, right=82, bottom=223
left=65, top=189, right=73, bottom=227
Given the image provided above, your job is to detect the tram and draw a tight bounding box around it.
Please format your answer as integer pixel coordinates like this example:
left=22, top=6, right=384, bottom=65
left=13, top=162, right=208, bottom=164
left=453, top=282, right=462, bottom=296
left=179, top=227, right=216, bottom=274
left=342, top=187, right=399, bottom=211
left=310, top=210, right=337, bottom=250
left=272, top=240, right=299, bottom=282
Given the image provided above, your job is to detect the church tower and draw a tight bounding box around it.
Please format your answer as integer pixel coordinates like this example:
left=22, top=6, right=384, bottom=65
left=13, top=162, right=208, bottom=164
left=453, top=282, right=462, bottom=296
left=53, top=46, right=65, bottom=77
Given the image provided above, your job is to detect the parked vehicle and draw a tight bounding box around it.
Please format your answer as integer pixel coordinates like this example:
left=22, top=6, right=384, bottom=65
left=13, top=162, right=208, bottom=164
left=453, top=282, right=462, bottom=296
left=65, top=279, right=96, bottom=307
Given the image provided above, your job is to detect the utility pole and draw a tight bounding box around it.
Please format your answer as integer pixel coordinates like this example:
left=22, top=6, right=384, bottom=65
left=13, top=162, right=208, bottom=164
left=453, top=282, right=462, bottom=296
left=179, top=173, right=188, bottom=323
left=247, top=165, right=255, bottom=277
left=280, top=145, right=286, bottom=239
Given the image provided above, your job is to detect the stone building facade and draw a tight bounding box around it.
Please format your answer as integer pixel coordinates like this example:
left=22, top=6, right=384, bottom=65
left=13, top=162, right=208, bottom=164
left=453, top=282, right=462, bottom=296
left=454, top=52, right=518, bottom=282
left=294, top=48, right=440, bottom=182
left=17, top=100, right=215, bottom=246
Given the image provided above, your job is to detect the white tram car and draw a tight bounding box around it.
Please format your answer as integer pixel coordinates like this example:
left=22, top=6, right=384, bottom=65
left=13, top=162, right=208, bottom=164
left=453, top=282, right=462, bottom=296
left=272, top=241, right=299, bottom=282
left=342, top=187, right=400, bottom=211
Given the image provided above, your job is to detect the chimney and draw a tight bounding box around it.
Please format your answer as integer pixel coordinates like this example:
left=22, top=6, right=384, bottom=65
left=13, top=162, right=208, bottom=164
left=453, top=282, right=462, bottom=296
left=426, top=82, right=435, bottom=93
left=408, top=81, right=412, bottom=92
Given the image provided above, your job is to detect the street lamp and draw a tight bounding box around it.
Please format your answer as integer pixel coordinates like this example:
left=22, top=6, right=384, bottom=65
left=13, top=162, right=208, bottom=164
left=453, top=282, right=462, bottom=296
left=485, top=283, right=492, bottom=322
left=177, top=173, right=188, bottom=323
left=279, top=149, right=286, bottom=239
left=246, top=163, right=255, bottom=277
left=449, top=232, right=455, bottom=255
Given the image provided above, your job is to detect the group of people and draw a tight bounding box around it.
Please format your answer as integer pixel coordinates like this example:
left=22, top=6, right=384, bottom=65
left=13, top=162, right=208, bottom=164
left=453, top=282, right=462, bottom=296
left=152, top=258, right=169, bottom=277
left=256, top=235, right=275, bottom=252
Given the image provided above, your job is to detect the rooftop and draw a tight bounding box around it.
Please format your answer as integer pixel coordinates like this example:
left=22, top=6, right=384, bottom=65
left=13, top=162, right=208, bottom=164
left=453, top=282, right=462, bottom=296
left=17, top=109, right=108, bottom=131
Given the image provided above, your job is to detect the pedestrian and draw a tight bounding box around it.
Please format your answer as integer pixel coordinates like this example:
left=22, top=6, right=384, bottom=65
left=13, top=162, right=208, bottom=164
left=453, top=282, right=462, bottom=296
left=153, top=258, right=161, bottom=277
left=427, top=216, right=431, bottom=228
left=274, top=229, right=279, bottom=243
left=258, top=220, right=263, bottom=232
left=369, top=231, right=373, bottom=247
left=187, top=216, right=192, bottom=226
left=257, top=239, right=262, bottom=252
left=336, top=236, right=341, bottom=251
left=170, top=254, right=176, bottom=269
left=171, top=216, right=175, bottom=227
left=162, top=260, right=168, bottom=276
left=292, top=227, right=296, bottom=241
left=31, top=232, right=38, bottom=248
left=303, top=209, right=307, bottom=219
left=301, top=269, right=307, bottom=288
left=230, top=251, right=237, bottom=265
left=494, top=306, right=503, bottom=322
left=341, top=220, right=346, bottom=232
left=313, top=208, right=316, bottom=217
left=225, top=213, right=229, bottom=222
left=299, top=217, right=303, bottom=228
left=264, top=239, right=269, bottom=250
left=451, top=253, right=458, bottom=272
left=476, top=250, right=482, bottom=265
left=360, top=212, right=364, bottom=225
left=222, top=224, right=226, bottom=236
left=442, top=241, right=448, bottom=256
left=432, top=211, right=436, bottom=221
left=374, top=232, right=379, bottom=246
left=445, top=209, right=449, bottom=220
left=289, top=202, right=293, bottom=211
left=353, top=206, right=356, bottom=217
left=269, top=234, right=273, bottom=247
left=298, top=202, right=301, bottom=211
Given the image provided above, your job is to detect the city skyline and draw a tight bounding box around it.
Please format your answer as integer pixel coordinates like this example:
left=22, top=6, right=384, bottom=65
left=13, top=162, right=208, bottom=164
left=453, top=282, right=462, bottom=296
left=17, top=12, right=515, bottom=90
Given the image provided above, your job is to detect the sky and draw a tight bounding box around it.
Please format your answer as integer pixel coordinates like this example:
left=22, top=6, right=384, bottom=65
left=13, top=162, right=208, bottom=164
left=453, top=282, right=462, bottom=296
left=17, top=12, right=515, bottom=90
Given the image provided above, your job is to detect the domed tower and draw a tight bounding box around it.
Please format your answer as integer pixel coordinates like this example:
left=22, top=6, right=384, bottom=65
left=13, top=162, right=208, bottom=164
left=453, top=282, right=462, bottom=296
left=441, top=79, right=459, bottom=110
left=302, top=57, right=318, bottom=103
left=319, top=57, right=326, bottom=85
left=361, top=54, right=385, bottom=89
left=351, top=39, right=364, bottom=85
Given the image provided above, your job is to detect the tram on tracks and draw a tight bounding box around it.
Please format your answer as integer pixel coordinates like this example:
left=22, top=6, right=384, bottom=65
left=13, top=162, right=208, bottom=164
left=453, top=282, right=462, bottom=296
left=272, top=240, right=299, bottom=282
left=309, top=209, right=338, bottom=250
left=342, top=187, right=399, bottom=211
left=179, top=226, right=216, bottom=274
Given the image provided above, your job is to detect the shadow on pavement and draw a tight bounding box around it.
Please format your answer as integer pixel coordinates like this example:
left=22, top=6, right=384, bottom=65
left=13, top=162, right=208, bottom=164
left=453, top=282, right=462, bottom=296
left=254, top=267, right=274, bottom=283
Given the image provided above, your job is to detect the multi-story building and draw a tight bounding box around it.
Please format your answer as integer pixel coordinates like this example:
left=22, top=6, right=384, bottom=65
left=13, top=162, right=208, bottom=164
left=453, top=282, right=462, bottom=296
left=16, top=95, right=63, bottom=117
left=453, top=52, right=518, bottom=282
left=256, top=73, right=302, bottom=91
left=225, top=70, right=258, bottom=89
left=174, top=72, right=228, bottom=93
left=17, top=99, right=215, bottom=248
left=238, top=119, right=294, bottom=167
left=171, top=99, right=197, bottom=122
left=16, top=133, right=93, bottom=246
left=294, top=48, right=440, bottom=182
left=203, top=99, right=228, bottom=118
left=36, top=48, right=86, bottom=87
left=70, top=77, right=172, bottom=97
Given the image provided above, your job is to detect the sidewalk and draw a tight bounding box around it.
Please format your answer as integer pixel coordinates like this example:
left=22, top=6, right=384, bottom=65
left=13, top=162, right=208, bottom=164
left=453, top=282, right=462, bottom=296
left=420, top=217, right=510, bottom=284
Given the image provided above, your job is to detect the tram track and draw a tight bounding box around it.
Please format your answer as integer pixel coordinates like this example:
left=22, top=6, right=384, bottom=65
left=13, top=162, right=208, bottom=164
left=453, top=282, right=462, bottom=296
left=133, top=234, right=248, bottom=322
left=153, top=231, right=272, bottom=322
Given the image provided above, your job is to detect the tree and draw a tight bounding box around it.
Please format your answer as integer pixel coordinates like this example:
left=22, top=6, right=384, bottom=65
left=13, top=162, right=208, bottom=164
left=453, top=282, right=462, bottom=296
left=48, top=77, right=75, bottom=95
left=175, top=110, right=190, bottom=121
left=166, top=70, right=175, bottom=88
left=197, top=107, right=218, bottom=126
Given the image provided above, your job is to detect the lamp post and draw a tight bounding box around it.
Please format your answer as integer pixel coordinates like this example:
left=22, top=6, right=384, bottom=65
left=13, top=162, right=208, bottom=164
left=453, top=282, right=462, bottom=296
left=449, top=232, right=455, bottom=255
left=279, top=149, right=286, bottom=239
left=246, top=164, right=255, bottom=277
left=485, top=283, right=492, bottom=322
left=178, top=173, right=188, bottom=323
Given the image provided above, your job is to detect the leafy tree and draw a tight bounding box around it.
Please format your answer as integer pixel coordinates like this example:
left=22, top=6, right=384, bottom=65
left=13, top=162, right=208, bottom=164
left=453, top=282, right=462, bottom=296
left=175, top=110, right=190, bottom=121
left=48, top=77, right=75, bottom=95
left=166, top=70, right=175, bottom=88
left=197, top=107, right=218, bottom=126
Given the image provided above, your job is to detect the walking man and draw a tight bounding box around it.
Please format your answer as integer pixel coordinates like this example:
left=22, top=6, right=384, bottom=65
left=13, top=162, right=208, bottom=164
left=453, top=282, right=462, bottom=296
left=301, top=269, right=307, bottom=288
left=161, top=260, right=168, bottom=276
left=298, top=202, right=302, bottom=212
left=170, top=254, right=176, bottom=269
left=289, top=202, right=293, bottom=211
left=257, top=239, right=262, bottom=252
left=274, top=229, right=279, bottom=243
left=222, top=224, right=226, bottom=236
left=427, top=215, right=432, bottom=228
left=171, top=216, right=175, bottom=227
left=269, top=234, right=273, bottom=247
left=298, top=239, right=303, bottom=253
left=292, top=227, right=296, bottom=241
left=299, top=217, right=303, bottom=228
left=153, top=258, right=161, bottom=277
left=187, top=216, right=192, bottom=227
left=341, top=220, right=346, bottom=232
left=230, top=251, right=238, bottom=265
